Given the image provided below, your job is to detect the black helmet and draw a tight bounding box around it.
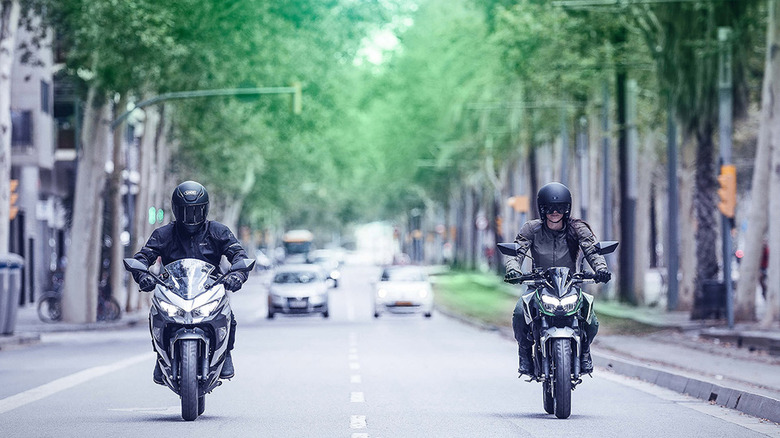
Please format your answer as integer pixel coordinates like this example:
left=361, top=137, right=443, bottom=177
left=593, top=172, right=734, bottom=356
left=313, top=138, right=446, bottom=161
left=537, top=182, right=572, bottom=220
left=172, top=181, right=209, bottom=233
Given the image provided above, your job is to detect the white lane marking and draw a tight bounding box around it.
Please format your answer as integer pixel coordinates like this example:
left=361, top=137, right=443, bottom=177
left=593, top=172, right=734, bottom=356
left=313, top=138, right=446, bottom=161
left=349, top=347, right=358, bottom=354
left=351, top=375, right=362, bottom=384
left=0, top=352, right=153, bottom=415
left=349, top=332, right=358, bottom=347
left=352, top=434, right=369, bottom=438
left=350, top=362, right=361, bottom=370
left=350, top=415, right=367, bottom=429
left=349, top=354, right=359, bottom=361
left=351, top=392, right=365, bottom=402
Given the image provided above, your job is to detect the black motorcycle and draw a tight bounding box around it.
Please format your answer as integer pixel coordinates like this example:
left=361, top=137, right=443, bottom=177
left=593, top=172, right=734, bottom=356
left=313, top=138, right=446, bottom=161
left=124, top=257, right=254, bottom=421
left=497, top=241, right=618, bottom=419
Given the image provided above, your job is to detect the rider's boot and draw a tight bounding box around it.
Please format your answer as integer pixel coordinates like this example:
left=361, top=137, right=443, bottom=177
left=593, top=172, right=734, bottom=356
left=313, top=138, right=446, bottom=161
left=580, top=342, right=594, bottom=374
left=153, top=361, right=164, bottom=385
left=518, top=344, right=534, bottom=376
left=220, top=351, right=235, bottom=379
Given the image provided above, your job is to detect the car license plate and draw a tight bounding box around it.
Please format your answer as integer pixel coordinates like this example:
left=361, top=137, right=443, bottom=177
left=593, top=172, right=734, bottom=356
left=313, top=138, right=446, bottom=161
left=289, top=299, right=307, bottom=308
left=394, top=301, right=413, bottom=306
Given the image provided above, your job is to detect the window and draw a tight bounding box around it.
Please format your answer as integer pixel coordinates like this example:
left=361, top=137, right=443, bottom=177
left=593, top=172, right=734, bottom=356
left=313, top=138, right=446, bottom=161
left=41, top=80, right=51, bottom=114
left=11, top=110, right=33, bottom=146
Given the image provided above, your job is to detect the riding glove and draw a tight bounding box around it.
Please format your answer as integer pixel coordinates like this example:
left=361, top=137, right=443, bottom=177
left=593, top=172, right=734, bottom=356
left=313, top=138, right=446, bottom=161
left=594, top=270, right=612, bottom=284
left=505, top=258, right=522, bottom=280
left=223, top=273, right=244, bottom=292
left=138, top=273, right=156, bottom=292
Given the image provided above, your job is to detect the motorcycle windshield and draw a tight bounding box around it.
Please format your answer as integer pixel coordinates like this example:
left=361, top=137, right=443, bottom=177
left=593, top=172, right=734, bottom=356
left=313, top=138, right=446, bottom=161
left=546, top=267, right=572, bottom=298
left=162, top=259, right=217, bottom=299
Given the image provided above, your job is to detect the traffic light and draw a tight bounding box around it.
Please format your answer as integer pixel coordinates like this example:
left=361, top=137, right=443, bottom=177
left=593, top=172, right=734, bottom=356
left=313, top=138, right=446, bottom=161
left=9, top=179, right=18, bottom=220
left=717, top=164, right=737, bottom=218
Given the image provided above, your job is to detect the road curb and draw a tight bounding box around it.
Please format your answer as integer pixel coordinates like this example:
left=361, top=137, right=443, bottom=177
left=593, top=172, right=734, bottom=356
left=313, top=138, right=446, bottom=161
left=594, top=351, right=780, bottom=424
left=0, top=332, right=41, bottom=350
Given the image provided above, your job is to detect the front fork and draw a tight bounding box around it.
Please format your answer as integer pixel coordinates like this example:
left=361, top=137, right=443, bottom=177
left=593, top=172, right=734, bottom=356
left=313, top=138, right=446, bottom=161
left=533, top=317, right=583, bottom=382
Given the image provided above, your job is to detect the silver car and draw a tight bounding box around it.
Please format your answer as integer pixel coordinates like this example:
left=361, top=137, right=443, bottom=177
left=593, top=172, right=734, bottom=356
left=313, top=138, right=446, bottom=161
left=267, top=264, right=333, bottom=318
left=373, top=266, right=433, bottom=318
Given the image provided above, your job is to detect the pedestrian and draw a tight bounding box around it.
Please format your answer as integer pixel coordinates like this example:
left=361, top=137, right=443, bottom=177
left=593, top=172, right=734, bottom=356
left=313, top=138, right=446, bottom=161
left=131, top=181, right=249, bottom=384
left=505, top=182, right=611, bottom=375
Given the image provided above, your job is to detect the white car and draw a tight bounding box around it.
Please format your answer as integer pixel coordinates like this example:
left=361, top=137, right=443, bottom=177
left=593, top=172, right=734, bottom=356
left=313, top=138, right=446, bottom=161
left=373, top=266, right=433, bottom=318
left=267, top=264, right=333, bottom=319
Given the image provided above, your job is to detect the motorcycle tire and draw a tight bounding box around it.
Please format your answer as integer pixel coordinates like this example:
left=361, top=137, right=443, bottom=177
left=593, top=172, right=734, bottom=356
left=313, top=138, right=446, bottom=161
left=180, top=339, right=199, bottom=421
left=198, top=395, right=206, bottom=416
left=552, top=338, right=572, bottom=419
left=542, top=380, right=554, bottom=415
left=37, top=295, right=62, bottom=323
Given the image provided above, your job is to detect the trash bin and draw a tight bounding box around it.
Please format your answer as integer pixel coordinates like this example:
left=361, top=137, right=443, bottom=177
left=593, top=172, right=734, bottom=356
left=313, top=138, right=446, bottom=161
left=692, top=279, right=725, bottom=320
left=0, top=253, right=24, bottom=335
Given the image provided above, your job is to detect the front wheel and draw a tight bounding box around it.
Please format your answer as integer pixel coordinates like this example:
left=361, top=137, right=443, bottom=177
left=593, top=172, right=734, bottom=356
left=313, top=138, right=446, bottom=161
left=551, top=338, right=573, bottom=419
left=180, top=340, right=199, bottom=421
left=198, top=395, right=206, bottom=416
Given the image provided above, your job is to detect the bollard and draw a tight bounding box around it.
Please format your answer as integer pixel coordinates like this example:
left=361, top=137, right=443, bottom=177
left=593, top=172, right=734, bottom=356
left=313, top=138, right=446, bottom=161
left=0, top=254, right=25, bottom=335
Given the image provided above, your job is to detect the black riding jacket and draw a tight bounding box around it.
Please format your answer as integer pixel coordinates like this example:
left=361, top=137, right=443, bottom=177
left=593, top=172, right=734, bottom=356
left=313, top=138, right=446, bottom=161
left=506, top=218, right=607, bottom=273
left=132, top=221, right=249, bottom=283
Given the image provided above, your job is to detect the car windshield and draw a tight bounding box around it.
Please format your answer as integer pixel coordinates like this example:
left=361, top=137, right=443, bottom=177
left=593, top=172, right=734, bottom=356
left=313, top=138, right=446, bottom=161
left=382, top=269, right=427, bottom=282
left=274, top=271, right=320, bottom=284
left=162, top=258, right=217, bottom=299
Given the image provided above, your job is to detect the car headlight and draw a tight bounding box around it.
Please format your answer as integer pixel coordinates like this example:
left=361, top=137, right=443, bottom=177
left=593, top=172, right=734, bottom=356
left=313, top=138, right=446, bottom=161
left=193, top=300, right=220, bottom=318
left=330, top=270, right=341, bottom=280
left=419, top=289, right=429, bottom=298
left=310, top=293, right=327, bottom=304
left=377, top=289, right=387, bottom=299
left=158, top=300, right=184, bottom=317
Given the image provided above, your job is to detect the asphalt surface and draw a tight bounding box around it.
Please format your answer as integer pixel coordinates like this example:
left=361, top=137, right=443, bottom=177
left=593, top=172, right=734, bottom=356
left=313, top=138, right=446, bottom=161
left=0, top=263, right=777, bottom=437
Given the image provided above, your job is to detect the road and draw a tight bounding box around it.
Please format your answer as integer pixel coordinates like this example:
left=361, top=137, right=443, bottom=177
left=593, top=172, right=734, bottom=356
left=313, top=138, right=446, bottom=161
left=0, top=263, right=776, bottom=437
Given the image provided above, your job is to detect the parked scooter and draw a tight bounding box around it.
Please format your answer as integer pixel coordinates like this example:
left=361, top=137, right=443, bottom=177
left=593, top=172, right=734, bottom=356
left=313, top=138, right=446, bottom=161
left=123, top=257, right=254, bottom=421
left=497, top=241, right=618, bottom=419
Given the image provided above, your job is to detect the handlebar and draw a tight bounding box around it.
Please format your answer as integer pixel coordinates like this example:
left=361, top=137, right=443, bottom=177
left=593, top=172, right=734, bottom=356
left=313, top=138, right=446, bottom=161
left=504, top=271, right=600, bottom=284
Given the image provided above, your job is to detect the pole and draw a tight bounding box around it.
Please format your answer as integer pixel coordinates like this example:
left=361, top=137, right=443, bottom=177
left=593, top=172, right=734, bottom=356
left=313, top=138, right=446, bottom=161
left=667, top=100, right=680, bottom=310
left=719, top=27, right=734, bottom=329
left=111, top=86, right=299, bottom=131
left=577, top=116, right=589, bottom=221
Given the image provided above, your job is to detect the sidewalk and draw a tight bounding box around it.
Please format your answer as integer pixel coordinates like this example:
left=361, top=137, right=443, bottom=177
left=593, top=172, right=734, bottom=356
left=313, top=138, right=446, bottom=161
left=593, top=300, right=780, bottom=424
left=0, top=302, right=148, bottom=350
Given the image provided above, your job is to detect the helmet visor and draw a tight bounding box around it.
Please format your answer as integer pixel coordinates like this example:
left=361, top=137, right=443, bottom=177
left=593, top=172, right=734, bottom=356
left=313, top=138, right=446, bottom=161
left=540, top=203, right=570, bottom=215
left=175, top=204, right=207, bottom=225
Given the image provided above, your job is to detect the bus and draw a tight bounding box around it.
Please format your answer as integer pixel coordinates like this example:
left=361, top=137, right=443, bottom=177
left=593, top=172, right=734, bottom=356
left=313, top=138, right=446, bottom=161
left=281, top=229, right=314, bottom=263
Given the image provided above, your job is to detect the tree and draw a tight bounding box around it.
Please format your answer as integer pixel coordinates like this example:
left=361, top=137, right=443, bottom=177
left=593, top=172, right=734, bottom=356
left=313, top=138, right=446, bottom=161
left=0, top=0, right=21, bottom=252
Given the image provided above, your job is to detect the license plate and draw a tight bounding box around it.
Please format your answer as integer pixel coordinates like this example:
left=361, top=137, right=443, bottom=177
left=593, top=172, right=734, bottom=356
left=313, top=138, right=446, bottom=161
left=289, top=299, right=307, bottom=308
left=394, top=301, right=413, bottom=306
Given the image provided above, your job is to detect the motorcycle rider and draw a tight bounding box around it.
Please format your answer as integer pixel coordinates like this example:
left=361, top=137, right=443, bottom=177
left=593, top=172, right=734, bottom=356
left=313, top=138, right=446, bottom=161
left=505, top=182, right=611, bottom=376
left=131, top=181, right=249, bottom=384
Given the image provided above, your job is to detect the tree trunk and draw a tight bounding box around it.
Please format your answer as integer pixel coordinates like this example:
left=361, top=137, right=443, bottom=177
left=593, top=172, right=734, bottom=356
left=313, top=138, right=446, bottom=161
left=678, top=153, right=696, bottom=311
left=110, top=99, right=126, bottom=317
left=762, top=0, right=780, bottom=327
left=691, top=123, right=720, bottom=320
left=0, top=0, right=20, bottom=252
left=62, top=88, right=110, bottom=323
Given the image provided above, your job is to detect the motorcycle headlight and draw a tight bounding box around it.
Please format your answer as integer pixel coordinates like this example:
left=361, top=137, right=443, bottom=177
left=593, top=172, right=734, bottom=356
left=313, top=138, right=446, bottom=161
left=193, top=300, right=220, bottom=318
left=159, top=300, right=184, bottom=317
left=540, top=294, right=560, bottom=313
left=560, top=294, right=579, bottom=313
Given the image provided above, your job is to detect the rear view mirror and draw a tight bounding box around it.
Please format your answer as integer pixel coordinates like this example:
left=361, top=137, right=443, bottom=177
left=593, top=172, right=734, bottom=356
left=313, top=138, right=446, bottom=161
left=497, top=243, right=521, bottom=257
left=123, top=258, right=149, bottom=274
left=595, top=241, right=619, bottom=255
left=230, top=259, right=256, bottom=273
